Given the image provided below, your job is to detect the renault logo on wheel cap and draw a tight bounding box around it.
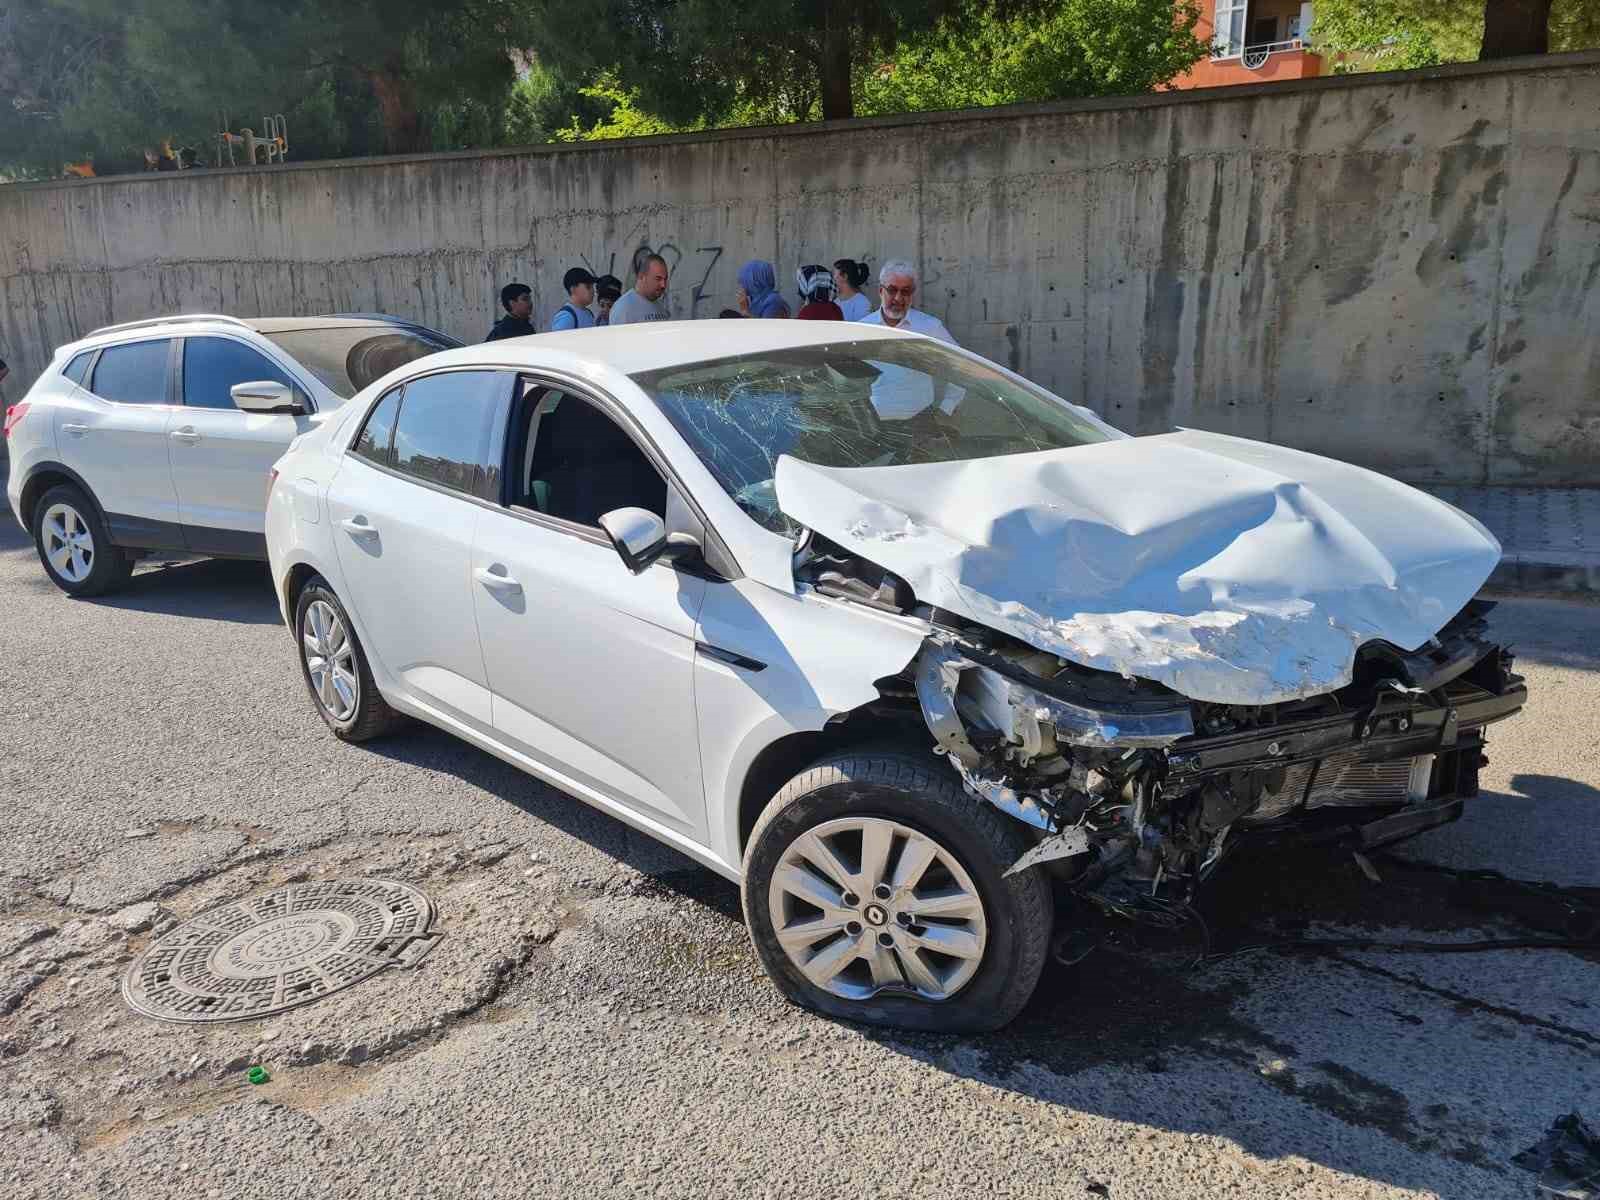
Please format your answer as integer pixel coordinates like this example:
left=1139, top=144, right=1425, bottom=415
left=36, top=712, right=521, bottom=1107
left=863, top=903, right=889, bottom=927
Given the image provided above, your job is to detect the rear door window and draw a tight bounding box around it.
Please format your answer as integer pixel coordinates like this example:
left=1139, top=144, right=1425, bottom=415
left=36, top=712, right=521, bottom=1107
left=62, top=351, right=94, bottom=386
left=89, top=340, right=171, bottom=405
left=388, top=371, right=511, bottom=502
left=183, top=337, right=304, bottom=410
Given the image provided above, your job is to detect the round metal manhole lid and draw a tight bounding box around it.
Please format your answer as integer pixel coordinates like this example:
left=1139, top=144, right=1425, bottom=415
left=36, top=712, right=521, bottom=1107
left=123, top=878, right=441, bottom=1023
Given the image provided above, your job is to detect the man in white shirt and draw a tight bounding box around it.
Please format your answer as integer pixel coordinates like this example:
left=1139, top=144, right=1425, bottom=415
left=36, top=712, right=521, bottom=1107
left=858, top=259, right=962, bottom=419
left=859, top=260, right=956, bottom=344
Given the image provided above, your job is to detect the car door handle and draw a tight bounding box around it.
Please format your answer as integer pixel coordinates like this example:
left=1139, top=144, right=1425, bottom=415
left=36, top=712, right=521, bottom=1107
left=61, top=422, right=89, bottom=436
left=474, top=566, right=522, bottom=593
left=170, top=426, right=201, bottom=445
left=340, top=517, right=379, bottom=537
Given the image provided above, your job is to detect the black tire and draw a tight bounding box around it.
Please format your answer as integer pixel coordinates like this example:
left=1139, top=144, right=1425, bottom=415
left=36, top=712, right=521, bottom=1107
left=293, top=577, right=403, bottom=742
left=742, top=749, right=1053, bottom=1033
left=31, top=483, right=134, bottom=597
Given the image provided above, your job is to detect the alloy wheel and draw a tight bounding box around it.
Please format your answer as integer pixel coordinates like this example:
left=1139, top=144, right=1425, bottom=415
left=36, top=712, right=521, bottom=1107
left=766, top=816, right=988, bottom=1002
left=303, top=599, right=359, bottom=722
left=42, top=502, right=95, bottom=583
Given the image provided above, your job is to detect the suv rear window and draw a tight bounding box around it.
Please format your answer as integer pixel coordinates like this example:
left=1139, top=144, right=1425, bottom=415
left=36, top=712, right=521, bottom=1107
left=262, top=327, right=451, bottom=398
left=90, top=340, right=171, bottom=405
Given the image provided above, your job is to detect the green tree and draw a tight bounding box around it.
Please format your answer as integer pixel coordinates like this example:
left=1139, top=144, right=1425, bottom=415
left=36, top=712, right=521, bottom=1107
left=1311, top=0, right=1599, bottom=71
left=552, top=75, right=705, bottom=142
left=858, top=0, right=1209, bottom=114
left=553, top=0, right=1208, bottom=140
left=0, top=0, right=544, bottom=175
left=1311, top=0, right=1464, bottom=71
left=528, top=0, right=977, bottom=124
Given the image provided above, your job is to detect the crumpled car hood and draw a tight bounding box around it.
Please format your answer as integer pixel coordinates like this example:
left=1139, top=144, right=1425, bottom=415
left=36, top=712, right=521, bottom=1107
left=774, top=430, right=1502, bottom=705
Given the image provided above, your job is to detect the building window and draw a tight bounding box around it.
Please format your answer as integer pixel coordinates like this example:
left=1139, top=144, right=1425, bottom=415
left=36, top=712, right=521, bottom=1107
left=1213, top=0, right=1249, bottom=57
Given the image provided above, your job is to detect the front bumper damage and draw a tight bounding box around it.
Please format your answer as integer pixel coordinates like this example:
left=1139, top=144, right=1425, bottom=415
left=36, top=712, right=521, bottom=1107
left=910, top=600, right=1528, bottom=914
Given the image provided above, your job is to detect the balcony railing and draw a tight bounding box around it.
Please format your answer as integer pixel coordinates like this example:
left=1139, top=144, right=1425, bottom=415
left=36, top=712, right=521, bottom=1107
left=1241, top=37, right=1311, bottom=68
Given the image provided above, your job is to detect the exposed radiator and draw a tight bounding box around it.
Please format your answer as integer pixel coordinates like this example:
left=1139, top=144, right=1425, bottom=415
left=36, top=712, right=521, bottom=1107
left=1242, top=750, right=1434, bottom=823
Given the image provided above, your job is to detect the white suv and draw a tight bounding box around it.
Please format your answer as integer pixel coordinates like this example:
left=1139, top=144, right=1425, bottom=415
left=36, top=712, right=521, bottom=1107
left=5, top=313, right=458, bottom=596
left=265, top=320, right=1523, bottom=1032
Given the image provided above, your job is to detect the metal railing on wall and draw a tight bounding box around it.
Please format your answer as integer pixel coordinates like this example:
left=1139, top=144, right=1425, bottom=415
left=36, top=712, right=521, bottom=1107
left=1242, top=38, right=1312, bottom=69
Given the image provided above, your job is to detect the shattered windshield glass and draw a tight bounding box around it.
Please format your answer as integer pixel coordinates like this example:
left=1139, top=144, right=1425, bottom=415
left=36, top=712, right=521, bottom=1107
left=631, top=340, right=1113, bottom=533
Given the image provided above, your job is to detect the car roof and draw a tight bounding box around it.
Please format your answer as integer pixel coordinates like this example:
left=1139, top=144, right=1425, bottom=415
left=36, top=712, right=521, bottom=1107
left=58, top=313, right=439, bottom=355
left=244, top=316, right=435, bottom=335
left=411, top=319, right=917, bottom=379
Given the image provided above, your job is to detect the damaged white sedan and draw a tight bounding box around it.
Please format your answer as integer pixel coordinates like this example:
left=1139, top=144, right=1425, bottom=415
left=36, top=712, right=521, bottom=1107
left=266, top=321, right=1526, bottom=1032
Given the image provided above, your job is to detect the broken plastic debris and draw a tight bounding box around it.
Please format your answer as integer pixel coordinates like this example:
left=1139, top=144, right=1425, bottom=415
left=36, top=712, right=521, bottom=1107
left=1512, top=1113, right=1600, bottom=1199
left=247, top=1066, right=270, bottom=1085
left=1005, top=827, right=1093, bottom=876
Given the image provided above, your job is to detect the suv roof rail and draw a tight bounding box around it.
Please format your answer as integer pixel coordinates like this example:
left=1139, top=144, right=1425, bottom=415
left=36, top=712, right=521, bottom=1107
left=87, top=313, right=252, bottom=338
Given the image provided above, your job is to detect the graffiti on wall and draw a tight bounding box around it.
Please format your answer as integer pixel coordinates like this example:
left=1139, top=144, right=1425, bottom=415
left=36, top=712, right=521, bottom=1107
left=577, top=241, right=724, bottom=317
left=574, top=218, right=876, bottom=317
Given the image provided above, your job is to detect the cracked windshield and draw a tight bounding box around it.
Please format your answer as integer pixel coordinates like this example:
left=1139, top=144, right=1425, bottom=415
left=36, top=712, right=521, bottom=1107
left=632, top=339, right=1113, bottom=534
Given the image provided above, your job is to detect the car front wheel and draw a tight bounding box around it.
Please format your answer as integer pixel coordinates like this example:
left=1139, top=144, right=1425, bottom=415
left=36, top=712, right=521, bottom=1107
left=743, top=749, right=1053, bottom=1033
left=294, top=577, right=402, bottom=742
left=31, top=484, right=133, bottom=597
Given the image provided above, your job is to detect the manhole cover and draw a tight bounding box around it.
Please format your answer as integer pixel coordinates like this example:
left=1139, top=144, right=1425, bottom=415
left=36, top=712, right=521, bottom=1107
left=123, top=878, right=441, bottom=1023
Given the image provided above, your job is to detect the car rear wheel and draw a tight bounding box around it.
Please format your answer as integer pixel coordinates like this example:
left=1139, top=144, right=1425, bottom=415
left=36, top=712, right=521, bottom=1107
left=743, top=749, right=1053, bottom=1033
left=32, top=484, right=133, bottom=597
left=294, top=577, right=402, bottom=742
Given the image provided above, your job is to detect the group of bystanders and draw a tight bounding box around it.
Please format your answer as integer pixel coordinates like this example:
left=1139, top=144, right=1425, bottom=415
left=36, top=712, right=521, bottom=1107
left=487, top=255, right=952, bottom=344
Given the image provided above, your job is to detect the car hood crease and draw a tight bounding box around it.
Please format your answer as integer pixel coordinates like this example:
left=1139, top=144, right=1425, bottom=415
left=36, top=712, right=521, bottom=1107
left=773, top=429, right=1503, bottom=705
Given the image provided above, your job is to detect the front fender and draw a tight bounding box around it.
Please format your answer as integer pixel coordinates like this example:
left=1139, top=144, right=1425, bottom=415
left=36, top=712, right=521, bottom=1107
left=695, top=579, right=929, bottom=871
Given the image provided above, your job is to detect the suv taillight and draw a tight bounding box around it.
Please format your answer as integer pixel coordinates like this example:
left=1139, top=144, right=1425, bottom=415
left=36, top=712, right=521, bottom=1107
left=2, top=402, right=28, bottom=439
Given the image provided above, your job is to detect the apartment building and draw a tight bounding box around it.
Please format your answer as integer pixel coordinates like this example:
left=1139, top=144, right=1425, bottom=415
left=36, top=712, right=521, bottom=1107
left=1175, top=1, right=1324, bottom=88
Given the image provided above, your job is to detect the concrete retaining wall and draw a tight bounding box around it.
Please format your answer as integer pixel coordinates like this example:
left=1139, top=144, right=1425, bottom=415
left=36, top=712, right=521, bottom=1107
left=2, top=52, right=1598, bottom=484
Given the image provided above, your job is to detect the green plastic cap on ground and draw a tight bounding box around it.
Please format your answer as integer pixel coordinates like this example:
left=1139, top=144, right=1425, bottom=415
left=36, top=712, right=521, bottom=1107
left=247, top=1066, right=270, bottom=1085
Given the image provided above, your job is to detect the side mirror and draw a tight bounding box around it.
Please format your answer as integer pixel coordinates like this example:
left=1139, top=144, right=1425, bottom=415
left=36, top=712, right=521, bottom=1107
left=231, top=380, right=306, bottom=415
left=599, top=507, right=669, bottom=574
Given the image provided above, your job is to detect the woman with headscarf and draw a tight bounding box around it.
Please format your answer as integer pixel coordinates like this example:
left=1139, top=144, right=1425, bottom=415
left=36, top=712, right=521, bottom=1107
left=794, top=265, right=844, bottom=320
left=833, top=259, right=872, bottom=321
left=736, top=259, right=790, bottom=319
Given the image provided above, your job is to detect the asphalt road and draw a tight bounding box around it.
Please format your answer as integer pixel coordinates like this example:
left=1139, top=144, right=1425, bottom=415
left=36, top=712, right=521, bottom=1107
left=2, top=500, right=1597, bottom=1200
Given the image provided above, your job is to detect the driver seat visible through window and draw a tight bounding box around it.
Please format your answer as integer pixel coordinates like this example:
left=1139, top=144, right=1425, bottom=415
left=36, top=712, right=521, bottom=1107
left=518, top=387, right=666, bottom=526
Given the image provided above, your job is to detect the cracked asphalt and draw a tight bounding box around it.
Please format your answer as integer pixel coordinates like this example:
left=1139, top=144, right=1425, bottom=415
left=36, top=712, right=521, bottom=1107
left=2, top=496, right=1598, bottom=1200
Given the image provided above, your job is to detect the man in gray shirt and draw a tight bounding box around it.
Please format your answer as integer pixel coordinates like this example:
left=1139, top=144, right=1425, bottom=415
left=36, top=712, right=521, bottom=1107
left=608, top=254, right=670, bottom=325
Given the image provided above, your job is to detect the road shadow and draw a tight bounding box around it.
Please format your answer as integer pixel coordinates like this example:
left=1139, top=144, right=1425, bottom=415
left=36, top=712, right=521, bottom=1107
left=0, top=503, right=279, bottom=625
left=357, top=722, right=744, bottom=921
left=1510, top=772, right=1600, bottom=808
left=858, top=842, right=1599, bottom=1196
left=352, top=717, right=1597, bottom=1195
left=0, top=506, right=31, bottom=554
left=108, top=556, right=281, bottom=625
